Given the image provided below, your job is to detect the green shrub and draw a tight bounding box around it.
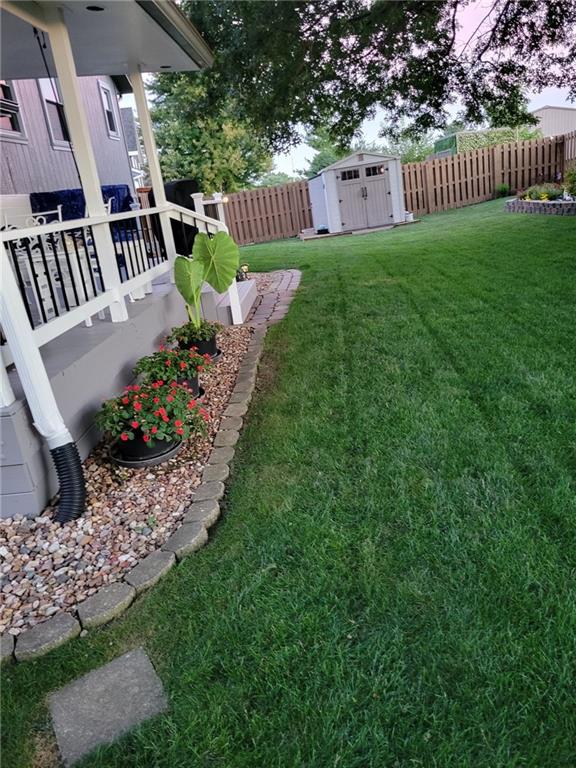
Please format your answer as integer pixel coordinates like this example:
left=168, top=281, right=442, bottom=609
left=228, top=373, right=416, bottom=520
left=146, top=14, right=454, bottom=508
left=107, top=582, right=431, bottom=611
left=564, top=166, right=576, bottom=196
left=495, top=183, right=510, bottom=198
left=522, top=183, right=564, bottom=201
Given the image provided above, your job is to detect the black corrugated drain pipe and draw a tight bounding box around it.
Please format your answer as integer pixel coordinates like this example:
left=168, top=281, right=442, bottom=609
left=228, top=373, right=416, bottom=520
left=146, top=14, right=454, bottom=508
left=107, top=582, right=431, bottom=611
left=52, top=442, right=87, bottom=524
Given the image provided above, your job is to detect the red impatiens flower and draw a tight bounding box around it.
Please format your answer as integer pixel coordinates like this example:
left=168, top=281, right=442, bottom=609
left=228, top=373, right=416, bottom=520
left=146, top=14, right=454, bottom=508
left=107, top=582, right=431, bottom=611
left=134, top=402, right=143, bottom=412
left=197, top=365, right=204, bottom=373
left=143, top=434, right=151, bottom=442
left=179, top=361, right=187, bottom=370
left=187, top=400, right=197, bottom=409
left=122, top=397, right=130, bottom=405
left=199, top=408, right=209, bottom=422
left=132, top=385, right=140, bottom=392
left=165, top=359, right=172, bottom=366
left=176, top=427, right=184, bottom=435
left=131, top=421, right=139, bottom=428
left=153, top=397, right=160, bottom=404
left=166, top=395, right=174, bottom=403
left=151, top=426, right=158, bottom=434
left=174, top=419, right=183, bottom=427
left=159, top=345, right=165, bottom=351
left=120, top=432, right=129, bottom=441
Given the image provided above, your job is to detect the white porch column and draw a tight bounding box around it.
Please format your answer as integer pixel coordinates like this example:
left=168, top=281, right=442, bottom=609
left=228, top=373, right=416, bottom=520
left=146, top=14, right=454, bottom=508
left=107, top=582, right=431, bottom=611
left=191, top=192, right=205, bottom=218
left=0, top=346, right=16, bottom=409
left=130, top=71, right=177, bottom=265
left=44, top=6, right=128, bottom=322
left=1, top=247, right=71, bottom=447
left=212, top=193, right=227, bottom=227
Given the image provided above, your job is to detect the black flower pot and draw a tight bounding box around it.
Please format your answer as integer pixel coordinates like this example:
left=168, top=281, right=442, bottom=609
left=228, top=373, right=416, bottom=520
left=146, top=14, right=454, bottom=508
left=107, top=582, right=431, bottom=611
left=110, top=431, right=182, bottom=467
left=178, top=375, right=199, bottom=397
left=180, top=333, right=218, bottom=358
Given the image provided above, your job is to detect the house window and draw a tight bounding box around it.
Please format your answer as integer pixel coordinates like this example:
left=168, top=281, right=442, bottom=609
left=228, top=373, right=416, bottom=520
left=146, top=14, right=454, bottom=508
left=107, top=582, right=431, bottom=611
left=341, top=169, right=360, bottom=180
left=365, top=165, right=386, bottom=177
left=38, top=78, right=70, bottom=147
left=99, top=82, right=119, bottom=138
left=0, top=80, right=25, bottom=138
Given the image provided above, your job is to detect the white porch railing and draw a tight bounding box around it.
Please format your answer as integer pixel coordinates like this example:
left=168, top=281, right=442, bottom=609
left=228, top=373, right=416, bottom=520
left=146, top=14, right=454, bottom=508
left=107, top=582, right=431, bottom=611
left=0, top=202, right=241, bottom=379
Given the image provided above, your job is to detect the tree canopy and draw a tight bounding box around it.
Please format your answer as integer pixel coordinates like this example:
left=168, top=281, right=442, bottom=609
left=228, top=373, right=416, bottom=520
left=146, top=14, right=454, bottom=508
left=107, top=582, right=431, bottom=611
left=150, top=75, right=272, bottom=193
left=181, top=0, right=576, bottom=151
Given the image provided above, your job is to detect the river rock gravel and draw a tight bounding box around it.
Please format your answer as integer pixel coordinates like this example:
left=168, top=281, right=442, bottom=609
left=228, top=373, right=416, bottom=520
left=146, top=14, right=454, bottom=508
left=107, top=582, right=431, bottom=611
left=0, top=325, right=251, bottom=636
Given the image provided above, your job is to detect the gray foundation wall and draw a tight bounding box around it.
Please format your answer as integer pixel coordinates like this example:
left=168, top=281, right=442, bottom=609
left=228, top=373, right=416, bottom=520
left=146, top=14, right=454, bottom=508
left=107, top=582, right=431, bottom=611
left=0, top=280, right=187, bottom=518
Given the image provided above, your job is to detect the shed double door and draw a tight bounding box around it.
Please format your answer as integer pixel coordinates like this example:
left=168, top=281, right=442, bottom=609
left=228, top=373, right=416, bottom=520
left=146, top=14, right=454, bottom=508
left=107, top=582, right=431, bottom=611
left=338, top=165, right=392, bottom=230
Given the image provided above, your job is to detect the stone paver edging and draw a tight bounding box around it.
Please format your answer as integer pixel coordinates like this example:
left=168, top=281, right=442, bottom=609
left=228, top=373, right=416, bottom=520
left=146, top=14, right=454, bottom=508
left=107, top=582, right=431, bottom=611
left=2, top=271, right=300, bottom=665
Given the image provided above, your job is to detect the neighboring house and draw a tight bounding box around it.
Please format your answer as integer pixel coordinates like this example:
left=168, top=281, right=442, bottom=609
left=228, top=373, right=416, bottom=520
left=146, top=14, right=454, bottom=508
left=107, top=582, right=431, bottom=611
left=120, top=106, right=147, bottom=187
left=1, top=75, right=134, bottom=196
left=0, top=0, right=256, bottom=519
left=530, top=106, right=576, bottom=137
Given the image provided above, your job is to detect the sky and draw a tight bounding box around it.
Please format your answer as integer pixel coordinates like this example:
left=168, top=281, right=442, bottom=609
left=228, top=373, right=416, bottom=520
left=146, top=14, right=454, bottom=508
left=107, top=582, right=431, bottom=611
left=274, top=87, right=574, bottom=176
left=273, top=0, right=574, bottom=175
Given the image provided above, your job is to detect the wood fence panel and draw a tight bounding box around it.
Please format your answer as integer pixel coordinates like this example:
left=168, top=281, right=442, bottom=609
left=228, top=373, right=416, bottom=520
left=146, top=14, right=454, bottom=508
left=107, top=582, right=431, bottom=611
left=223, top=180, right=312, bottom=245
left=222, top=134, right=571, bottom=244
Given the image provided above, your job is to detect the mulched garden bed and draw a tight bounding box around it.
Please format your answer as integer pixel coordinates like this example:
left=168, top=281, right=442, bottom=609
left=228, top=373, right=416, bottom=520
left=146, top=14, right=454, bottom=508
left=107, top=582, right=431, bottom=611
left=0, top=325, right=252, bottom=637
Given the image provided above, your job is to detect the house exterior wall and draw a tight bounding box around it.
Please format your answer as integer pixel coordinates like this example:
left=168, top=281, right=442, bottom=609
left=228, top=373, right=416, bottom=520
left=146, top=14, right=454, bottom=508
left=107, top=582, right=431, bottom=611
left=531, top=107, right=576, bottom=138
left=0, top=75, right=134, bottom=196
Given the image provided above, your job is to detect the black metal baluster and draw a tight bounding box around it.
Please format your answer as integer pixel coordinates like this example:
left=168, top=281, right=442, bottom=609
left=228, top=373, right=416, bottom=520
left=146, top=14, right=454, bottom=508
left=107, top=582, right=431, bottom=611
left=47, top=233, right=71, bottom=311
left=36, top=235, right=62, bottom=316
left=58, top=232, right=81, bottom=306
left=122, top=220, right=137, bottom=278
left=72, top=228, right=96, bottom=299
left=8, top=241, right=35, bottom=327
left=83, top=227, right=105, bottom=292
left=131, top=219, right=146, bottom=275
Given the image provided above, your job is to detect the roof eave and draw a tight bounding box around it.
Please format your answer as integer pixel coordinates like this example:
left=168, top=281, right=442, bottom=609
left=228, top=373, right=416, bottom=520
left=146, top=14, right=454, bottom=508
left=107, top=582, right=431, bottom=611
left=135, top=0, right=214, bottom=70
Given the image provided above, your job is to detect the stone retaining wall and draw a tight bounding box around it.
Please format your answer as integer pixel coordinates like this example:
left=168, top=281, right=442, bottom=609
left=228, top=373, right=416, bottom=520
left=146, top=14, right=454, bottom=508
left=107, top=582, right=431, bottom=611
left=505, top=199, right=576, bottom=215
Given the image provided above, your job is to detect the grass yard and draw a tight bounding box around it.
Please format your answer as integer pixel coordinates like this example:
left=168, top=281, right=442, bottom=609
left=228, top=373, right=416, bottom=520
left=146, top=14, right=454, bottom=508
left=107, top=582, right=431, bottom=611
left=3, top=200, right=576, bottom=767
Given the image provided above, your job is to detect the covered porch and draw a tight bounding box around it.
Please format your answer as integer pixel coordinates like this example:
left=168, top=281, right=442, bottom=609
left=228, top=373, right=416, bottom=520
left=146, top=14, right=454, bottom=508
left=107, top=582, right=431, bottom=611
left=0, top=1, right=255, bottom=517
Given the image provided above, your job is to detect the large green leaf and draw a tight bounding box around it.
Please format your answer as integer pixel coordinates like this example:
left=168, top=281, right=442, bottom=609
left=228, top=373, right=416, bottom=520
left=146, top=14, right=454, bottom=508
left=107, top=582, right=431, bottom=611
left=174, top=256, right=205, bottom=306
left=192, top=231, right=239, bottom=294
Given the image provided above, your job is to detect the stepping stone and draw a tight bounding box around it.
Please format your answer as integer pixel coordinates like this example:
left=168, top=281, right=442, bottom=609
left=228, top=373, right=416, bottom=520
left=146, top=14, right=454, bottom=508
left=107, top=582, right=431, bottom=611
left=49, top=648, right=167, bottom=766
left=183, top=499, right=221, bottom=527
left=162, top=521, right=208, bottom=560
left=202, top=463, right=230, bottom=483
left=223, top=402, right=249, bottom=418
left=1, top=634, right=14, bottom=666
left=208, top=446, right=235, bottom=464
left=220, top=416, right=243, bottom=431
left=77, top=583, right=135, bottom=630
left=124, top=551, right=175, bottom=595
left=15, top=613, right=80, bottom=662
left=214, top=430, right=240, bottom=448
left=192, top=481, right=225, bottom=502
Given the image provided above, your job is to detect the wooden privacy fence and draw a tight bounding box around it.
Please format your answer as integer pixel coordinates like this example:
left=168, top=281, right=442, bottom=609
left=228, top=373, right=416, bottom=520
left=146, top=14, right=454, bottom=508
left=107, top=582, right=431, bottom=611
left=222, top=132, right=576, bottom=244
left=403, top=133, right=573, bottom=216
left=224, top=181, right=312, bottom=246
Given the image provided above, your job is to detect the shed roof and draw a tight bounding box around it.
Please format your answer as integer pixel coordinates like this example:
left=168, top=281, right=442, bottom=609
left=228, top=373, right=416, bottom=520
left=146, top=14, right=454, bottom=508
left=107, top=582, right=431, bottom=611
left=321, top=152, right=399, bottom=173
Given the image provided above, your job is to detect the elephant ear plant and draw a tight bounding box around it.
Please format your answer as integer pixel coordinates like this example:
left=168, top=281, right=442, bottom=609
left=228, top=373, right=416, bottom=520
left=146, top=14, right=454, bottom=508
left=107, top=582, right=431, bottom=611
left=169, top=231, right=240, bottom=357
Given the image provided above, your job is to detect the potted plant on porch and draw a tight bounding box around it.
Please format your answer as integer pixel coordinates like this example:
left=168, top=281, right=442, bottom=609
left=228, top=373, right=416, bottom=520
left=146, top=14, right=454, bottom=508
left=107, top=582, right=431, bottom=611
left=96, top=381, right=209, bottom=467
left=133, top=346, right=212, bottom=397
left=167, top=231, right=240, bottom=358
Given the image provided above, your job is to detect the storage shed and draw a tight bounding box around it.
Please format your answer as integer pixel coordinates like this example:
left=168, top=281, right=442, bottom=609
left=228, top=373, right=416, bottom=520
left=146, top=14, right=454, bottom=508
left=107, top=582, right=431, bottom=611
left=308, top=152, right=406, bottom=234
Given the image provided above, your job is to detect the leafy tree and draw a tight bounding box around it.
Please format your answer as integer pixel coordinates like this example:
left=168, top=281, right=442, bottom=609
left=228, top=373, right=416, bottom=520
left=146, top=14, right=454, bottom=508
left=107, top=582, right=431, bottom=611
left=182, top=0, right=576, bottom=150
left=299, top=129, right=351, bottom=178
left=150, top=74, right=272, bottom=193
left=254, top=169, right=303, bottom=187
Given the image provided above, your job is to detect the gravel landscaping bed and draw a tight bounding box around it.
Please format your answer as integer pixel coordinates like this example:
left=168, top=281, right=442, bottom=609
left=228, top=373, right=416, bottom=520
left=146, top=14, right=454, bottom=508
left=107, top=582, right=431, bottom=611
left=0, top=326, right=252, bottom=637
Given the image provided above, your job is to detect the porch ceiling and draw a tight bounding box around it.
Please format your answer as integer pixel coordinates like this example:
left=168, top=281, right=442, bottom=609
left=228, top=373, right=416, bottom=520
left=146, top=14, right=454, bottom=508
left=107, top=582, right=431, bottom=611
left=1, top=0, right=213, bottom=80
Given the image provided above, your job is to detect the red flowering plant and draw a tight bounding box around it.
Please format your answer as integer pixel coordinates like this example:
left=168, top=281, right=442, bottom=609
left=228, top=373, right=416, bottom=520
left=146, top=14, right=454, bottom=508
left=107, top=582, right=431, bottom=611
left=133, top=345, right=212, bottom=384
left=95, top=381, right=210, bottom=447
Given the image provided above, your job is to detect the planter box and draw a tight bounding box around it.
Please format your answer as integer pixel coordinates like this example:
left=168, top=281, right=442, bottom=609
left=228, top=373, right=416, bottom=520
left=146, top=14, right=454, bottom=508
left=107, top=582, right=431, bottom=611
left=506, top=199, right=576, bottom=215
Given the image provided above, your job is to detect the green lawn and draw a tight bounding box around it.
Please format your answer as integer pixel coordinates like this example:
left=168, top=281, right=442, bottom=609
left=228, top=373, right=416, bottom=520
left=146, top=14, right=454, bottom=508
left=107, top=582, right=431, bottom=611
left=3, top=200, right=576, bottom=767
